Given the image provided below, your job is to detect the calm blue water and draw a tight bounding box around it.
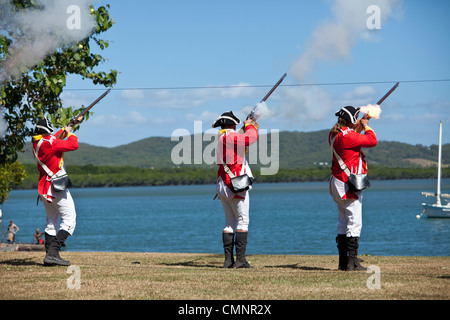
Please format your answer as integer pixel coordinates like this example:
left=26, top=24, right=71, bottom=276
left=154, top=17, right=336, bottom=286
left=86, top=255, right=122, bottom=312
left=2, top=179, right=449, bottom=256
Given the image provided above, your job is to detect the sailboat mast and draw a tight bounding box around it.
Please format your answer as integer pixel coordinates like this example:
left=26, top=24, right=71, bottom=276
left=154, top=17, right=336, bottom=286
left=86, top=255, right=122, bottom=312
left=437, top=121, right=442, bottom=206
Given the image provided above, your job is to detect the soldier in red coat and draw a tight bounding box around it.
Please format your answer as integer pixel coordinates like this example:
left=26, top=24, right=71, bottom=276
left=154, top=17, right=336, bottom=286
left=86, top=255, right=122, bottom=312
left=32, top=116, right=82, bottom=266
left=213, top=111, right=258, bottom=268
left=329, top=106, right=377, bottom=271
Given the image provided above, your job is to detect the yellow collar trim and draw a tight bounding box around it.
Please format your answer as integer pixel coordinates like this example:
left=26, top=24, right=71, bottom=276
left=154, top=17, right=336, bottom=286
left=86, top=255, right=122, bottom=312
left=219, top=129, right=236, bottom=135
left=32, top=135, right=44, bottom=142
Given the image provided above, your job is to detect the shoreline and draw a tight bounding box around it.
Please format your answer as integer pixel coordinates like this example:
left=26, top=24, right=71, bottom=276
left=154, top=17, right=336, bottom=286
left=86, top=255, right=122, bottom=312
left=15, top=166, right=450, bottom=190
left=3, top=243, right=450, bottom=257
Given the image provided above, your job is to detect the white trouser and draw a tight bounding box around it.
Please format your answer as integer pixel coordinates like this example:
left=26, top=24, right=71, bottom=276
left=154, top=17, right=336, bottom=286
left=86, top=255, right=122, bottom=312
left=329, top=176, right=363, bottom=237
left=40, top=189, right=77, bottom=236
left=220, top=194, right=250, bottom=233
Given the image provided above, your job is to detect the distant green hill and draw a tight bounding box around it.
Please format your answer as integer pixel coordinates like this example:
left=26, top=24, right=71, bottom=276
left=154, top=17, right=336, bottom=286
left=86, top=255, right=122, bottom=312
left=18, top=129, right=450, bottom=169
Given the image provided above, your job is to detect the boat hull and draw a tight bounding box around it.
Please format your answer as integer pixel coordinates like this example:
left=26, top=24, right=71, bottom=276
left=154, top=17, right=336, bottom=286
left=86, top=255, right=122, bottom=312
left=422, top=203, right=450, bottom=218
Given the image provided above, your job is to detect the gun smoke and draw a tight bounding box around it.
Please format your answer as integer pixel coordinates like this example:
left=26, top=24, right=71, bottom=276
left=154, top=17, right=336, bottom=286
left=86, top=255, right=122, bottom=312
left=0, top=108, right=6, bottom=138
left=0, top=0, right=95, bottom=140
left=0, top=0, right=95, bottom=85
left=280, top=0, right=402, bottom=126
left=360, top=104, right=381, bottom=119
left=239, top=101, right=274, bottom=121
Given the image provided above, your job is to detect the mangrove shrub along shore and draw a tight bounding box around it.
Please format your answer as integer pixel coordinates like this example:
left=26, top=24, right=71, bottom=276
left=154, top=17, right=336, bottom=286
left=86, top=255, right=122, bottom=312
left=16, top=164, right=450, bottom=189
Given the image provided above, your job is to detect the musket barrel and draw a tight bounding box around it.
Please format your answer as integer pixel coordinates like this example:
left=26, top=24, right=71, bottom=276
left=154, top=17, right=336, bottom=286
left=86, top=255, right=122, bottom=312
left=248, top=73, right=287, bottom=120
left=57, top=88, right=111, bottom=139
left=260, top=73, right=287, bottom=102
left=78, top=88, right=111, bottom=118
left=376, top=82, right=399, bottom=105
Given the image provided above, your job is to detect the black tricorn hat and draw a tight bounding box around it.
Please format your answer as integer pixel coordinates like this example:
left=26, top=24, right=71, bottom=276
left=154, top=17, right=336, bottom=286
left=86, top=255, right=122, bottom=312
left=335, top=106, right=360, bottom=124
left=212, top=110, right=241, bottom=128
left=34, top=118, right=54, bottom=134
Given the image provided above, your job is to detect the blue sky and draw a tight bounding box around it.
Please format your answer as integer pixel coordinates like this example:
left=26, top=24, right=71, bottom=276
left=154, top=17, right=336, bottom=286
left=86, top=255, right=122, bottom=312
left=63, top=0, right=450, bottom=148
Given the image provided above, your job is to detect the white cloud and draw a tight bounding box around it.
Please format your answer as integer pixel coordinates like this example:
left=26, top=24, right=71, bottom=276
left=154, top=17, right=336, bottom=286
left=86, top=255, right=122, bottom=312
left=185, top=110, right=218, bottom=124
left=90, top=111, right=147, bottom=127
left=121, top=89, right=145, bottom=100
left=61, top=91, right=93, bottom=108
left=120, top=83, right=260, bottom=109
left=384, top=112, right=405, bottom=121
left=148, top=116, right=178, bottom=126
left=338, top=85, right=377, bottom=106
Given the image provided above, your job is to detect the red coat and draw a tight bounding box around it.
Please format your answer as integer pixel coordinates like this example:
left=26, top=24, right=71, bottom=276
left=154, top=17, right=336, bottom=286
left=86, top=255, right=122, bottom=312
left=32, top=129, right=78, bottom=198
left=329, top=127, right=377, bottom=198
left=217, top=125, right=258, bottom=194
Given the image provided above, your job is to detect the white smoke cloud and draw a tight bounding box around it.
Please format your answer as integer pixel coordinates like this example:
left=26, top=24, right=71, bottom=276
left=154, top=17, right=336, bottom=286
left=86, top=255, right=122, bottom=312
left=290, top=0, right=402, bottom=82
left=281, top=0, right=402, bottom=124
left=0, top=108, right=7, bottom=138
left=239, top=101, right=275, bottom=121
left=0, top=0, right=96, bottom=140
left=0, top=0, right=96, bottom=84
left=360, top=103, right=382, bottom=119
left=281, top=86, right=334, bottom=127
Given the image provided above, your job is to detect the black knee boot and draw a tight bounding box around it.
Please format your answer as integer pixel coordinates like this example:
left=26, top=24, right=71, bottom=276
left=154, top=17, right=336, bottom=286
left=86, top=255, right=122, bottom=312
left=222, top=232, right=235, bottom=268
left=336, top=234, right=348, bottom=271
left=44, top=230, right=71, bottom=266
left=353, top=237, right=367, bottom=271
left=346, top=236, right=366, bottom=271
left=235, top=232, right=253, bottom=268
left=44, top=232, right=56, bottom=253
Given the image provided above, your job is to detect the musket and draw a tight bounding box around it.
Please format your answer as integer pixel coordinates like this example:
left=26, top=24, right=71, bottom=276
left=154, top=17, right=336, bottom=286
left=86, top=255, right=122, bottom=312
left=247, top=73, right=287, bottom=120
left=356, top=82, right=399, bottom=132
left=376, top=81, right=399, bottom=105
left=57, top=88, right=111, bottom=139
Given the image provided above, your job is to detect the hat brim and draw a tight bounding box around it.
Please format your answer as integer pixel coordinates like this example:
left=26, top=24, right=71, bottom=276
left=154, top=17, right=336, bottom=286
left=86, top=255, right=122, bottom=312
left=335, top=107, right=360, bottom=124
left=212, top=111, right=241, bottom=128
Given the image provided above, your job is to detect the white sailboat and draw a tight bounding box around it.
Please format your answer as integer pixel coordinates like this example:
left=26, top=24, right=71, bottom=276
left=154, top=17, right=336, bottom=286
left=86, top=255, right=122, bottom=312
left=420, top=122, right=450, bottom=218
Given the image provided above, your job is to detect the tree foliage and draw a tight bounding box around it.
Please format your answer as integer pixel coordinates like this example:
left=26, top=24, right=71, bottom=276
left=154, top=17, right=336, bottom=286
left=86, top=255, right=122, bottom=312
left=17, top=164, right=450, bottom=190
left=0, top=161, right=26, bottom=203
left=0, top=1, right=117, bottom=203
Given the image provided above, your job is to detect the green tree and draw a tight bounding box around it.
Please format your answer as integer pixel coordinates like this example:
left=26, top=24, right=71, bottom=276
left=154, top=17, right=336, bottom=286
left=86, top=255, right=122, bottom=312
left=0, top=161, right=26, bottom=204
left=0, top=1, right=117, bottom=203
